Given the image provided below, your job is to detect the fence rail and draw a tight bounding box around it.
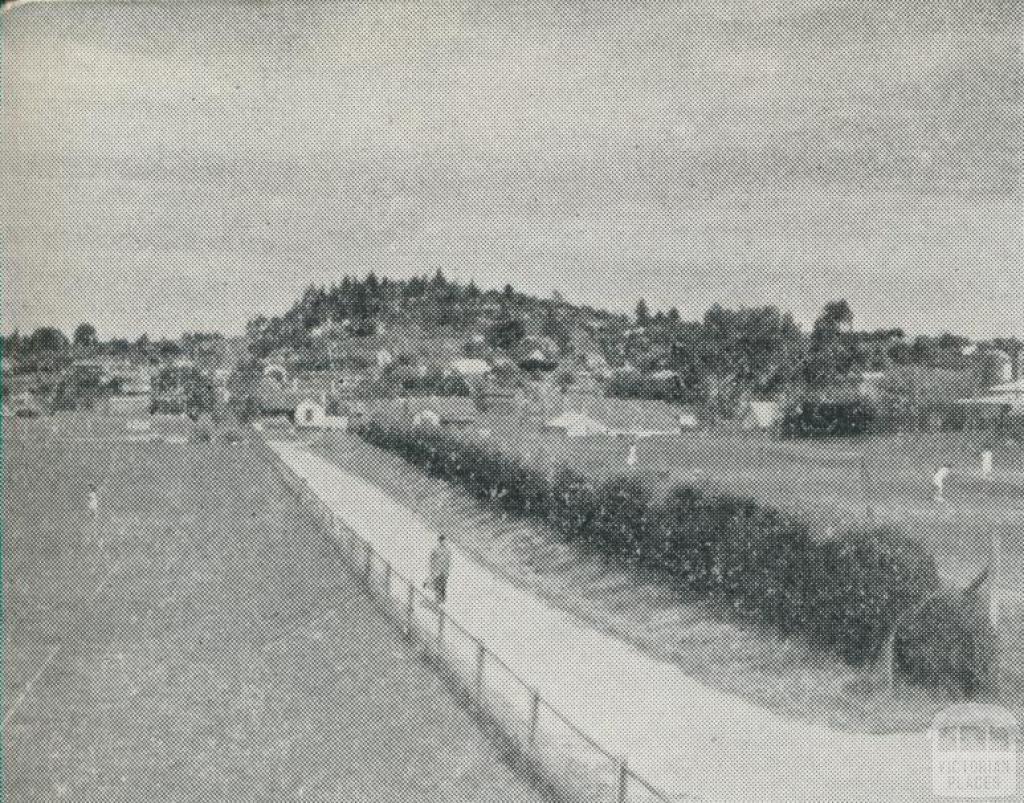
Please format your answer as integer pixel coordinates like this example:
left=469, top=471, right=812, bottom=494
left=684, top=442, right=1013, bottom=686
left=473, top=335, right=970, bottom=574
left=251, top=434, right=680, bottom=803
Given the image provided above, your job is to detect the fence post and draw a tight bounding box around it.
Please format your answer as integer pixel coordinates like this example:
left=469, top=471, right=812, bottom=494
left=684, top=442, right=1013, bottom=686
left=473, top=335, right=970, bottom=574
left=615, top=757, right=628, bottom=803
left=474, top=642, right=486, bottom=709
left=406, top=586, right=415, bottom=638
left=437, top=607, right=446, bottom=653
left=527, top=688, right=540, bottom=749
left=384, top=562, right=392, bottom=601
left=364, top=544, right=373, bottom=582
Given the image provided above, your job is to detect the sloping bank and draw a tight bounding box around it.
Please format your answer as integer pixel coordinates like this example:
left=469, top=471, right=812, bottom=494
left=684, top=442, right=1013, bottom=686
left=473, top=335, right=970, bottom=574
left=272, top=439, right=940, bottom=800
left=360, top=423, right=998, bottom=698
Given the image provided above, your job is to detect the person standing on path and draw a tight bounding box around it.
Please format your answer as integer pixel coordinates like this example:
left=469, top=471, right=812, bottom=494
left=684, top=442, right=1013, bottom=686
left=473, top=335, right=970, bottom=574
left=424, top=533, right=452, bottom=605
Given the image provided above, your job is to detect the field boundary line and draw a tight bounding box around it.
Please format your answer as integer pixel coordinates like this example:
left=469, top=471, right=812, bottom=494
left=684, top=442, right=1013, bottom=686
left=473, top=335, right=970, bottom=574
left=2, top=485, right=123, bottom=734
left=2, top=645, right=60, bottom=731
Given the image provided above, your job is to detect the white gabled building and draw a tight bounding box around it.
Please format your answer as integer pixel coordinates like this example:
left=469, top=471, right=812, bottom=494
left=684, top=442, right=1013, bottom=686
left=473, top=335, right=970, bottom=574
left=448, top=358, right=491, bottom=377
left=294, top=398, right=348, bottom=431
left=739, top=400, right=782, bottom=431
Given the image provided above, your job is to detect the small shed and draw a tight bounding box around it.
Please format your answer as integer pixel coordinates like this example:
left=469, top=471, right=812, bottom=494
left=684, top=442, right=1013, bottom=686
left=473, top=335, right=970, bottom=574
left=449, top=358, right=491, bottom=377
left=543, top=410, right=609, bottom=439
left=740, top=400, right=781, bottom=431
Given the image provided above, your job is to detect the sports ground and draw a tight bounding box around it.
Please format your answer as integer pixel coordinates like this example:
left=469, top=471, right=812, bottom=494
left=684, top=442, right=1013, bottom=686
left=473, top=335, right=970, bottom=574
left=2, top=432, right=547, bottom=802
left=4, top=419, right=1021, bottom=800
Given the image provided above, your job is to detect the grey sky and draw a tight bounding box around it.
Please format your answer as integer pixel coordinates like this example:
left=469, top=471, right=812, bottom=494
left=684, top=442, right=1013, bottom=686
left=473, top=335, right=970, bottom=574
left=2, top=1, right=1021, bottom=339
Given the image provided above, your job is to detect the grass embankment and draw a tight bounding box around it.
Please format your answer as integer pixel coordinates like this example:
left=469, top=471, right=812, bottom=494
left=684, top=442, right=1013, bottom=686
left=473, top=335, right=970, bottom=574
left=3, top=434, right=549, bottom=802
left=313, top=431, right=1023, bottom=734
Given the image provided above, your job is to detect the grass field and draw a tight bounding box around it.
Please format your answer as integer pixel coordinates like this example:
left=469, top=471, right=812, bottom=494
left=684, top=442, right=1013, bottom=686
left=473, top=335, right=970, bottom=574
left=474, top=417, right=1024, bottom=591
left=312, top=427, right=1024, bottom=734
left=2, top=428, right=548, bottom=802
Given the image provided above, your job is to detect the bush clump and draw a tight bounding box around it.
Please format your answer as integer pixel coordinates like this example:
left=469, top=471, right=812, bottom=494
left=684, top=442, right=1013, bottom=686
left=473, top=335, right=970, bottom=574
left=781, top=398, right=877, bottom=439
left=894, top=591, right=999, bottom=699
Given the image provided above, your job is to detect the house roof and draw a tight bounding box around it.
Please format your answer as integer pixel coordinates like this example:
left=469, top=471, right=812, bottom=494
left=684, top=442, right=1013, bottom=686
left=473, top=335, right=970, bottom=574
left=958, top=395, right=1024, bottom=412
left=407, top=396, right=477, bottom=422
left=878, top=366, right=975, bottom=401
left=988, top=378, right=1024, bottom=394
left=449, top=358, right=491, bottom=376
left=544, top=410, right=607, bottom=431
left=291, top=376, right=337, bottom=397
left=557, top=398, right=689, bottom=432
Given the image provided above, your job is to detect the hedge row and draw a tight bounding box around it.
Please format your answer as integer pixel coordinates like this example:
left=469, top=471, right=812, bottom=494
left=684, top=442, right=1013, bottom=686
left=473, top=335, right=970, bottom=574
left=359, top=423, right=996, bottom=691
left=781, top=398, right=877, bottom=439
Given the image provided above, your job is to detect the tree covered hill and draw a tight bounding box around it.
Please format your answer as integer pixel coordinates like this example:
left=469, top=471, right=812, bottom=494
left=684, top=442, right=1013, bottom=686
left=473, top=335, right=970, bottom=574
left=241, top=272, right=1021, bottom=409
left=244, top=271, right=625, bottom=367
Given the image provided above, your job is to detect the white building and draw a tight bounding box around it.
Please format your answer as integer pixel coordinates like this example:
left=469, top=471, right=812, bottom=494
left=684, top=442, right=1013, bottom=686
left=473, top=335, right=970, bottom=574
left=542, top=410, right=609, bottom=439
left=448, top=358, right=491, bottom=377
left=294, top=398, right=348, bottom=430
left=739, top=400, right=782, bottom=431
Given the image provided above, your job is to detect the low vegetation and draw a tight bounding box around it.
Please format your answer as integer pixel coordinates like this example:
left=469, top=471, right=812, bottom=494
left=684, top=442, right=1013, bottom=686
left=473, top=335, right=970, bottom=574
left=359, top=422, right=999, bottom=695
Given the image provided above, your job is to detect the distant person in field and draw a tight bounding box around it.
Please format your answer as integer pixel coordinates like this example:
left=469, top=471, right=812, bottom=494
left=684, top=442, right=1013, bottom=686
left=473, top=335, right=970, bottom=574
left=981, top=450, right=994, bottom=481
left=87, top=483, right=100, bottom=542
left=932, top=464, right=951, bottom=503
left=424, top=533, right=452, bottom=605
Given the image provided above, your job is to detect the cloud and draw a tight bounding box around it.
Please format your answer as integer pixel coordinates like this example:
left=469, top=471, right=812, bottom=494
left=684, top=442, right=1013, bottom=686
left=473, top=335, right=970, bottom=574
left=2, top=0, right=1021, bottom=338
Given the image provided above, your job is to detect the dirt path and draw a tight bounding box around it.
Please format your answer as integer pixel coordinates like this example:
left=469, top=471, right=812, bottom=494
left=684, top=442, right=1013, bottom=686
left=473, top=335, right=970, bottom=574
left=272, top=440, right=937, bottom=802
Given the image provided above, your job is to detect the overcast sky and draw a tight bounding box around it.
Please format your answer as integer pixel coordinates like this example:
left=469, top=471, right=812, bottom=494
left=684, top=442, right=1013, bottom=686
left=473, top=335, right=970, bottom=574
left=2, top=1, right=1021, bottom=339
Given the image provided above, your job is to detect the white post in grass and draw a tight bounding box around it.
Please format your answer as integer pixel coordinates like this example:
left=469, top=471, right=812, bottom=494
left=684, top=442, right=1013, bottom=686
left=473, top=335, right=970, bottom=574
left=990, top=529, right=1001, bottom=630
left=474, top=642, right=486, bottom=708
left=527, top=688, right=540, bottom=749
left=406, top=586, right=416, bottom=638
left=983, top=450, right=999, bottom=629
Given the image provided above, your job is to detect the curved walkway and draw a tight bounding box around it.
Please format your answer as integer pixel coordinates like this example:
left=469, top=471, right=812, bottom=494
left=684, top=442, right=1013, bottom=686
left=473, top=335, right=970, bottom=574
left=271, top=440, right=935, bottom=802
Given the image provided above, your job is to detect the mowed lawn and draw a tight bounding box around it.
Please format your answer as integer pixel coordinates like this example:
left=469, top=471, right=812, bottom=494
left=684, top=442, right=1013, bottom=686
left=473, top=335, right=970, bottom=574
left=2, top=433, right=547, bottom=802
left=477, top=418, right=1024, bottom=590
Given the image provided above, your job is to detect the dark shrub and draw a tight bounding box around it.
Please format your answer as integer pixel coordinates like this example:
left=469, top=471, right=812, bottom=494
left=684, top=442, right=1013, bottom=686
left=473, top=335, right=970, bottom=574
left=894, top=591, right=999, bottom=698
left=782, top=398, right=877, bottom=439
left=589, top=475, right=654, bottom=563
left=649, top=486, right=709, bottom=583
left=801, top=527, right=940, bottom=664
left=548, top=468, right=598, bottom=543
